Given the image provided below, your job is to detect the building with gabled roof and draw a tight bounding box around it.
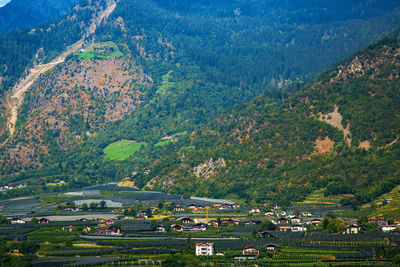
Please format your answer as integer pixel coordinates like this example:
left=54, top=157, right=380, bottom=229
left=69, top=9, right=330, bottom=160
left=195, top=242, right=214, bottom=256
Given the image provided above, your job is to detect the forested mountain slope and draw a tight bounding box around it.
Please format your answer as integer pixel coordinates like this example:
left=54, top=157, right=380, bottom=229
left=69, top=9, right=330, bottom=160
left=131, top=32, right=400, bottom=206
left=0, top=0, right=79, bottom=34
left=0, top=0, right=400, bottom=204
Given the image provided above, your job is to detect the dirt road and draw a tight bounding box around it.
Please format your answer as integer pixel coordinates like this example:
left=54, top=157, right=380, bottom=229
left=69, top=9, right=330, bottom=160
left=1, top=0, right=116, bottom=147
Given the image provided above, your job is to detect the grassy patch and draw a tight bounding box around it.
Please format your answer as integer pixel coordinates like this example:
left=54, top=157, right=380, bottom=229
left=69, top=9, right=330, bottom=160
left=103, top=140, right=146, bottom=160
left=293, top=189, right=353, bottom=207
left=154, top=139, right=171, bottom=147
left=75, top=41, right=123, bottom=59
left=154, top=131, right=187, bottom=147
left=157, top=70, right=175, bottom=95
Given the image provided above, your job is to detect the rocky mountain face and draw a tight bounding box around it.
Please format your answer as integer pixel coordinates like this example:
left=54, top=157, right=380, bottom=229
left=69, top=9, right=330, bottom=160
left=0, top=0, right=79, bottom=33
left=0, top=56, right=150, bottom=174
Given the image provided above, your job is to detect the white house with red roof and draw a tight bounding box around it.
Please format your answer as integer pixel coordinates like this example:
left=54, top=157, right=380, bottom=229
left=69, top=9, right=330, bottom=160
left=195, top=242, right=214, bottom=256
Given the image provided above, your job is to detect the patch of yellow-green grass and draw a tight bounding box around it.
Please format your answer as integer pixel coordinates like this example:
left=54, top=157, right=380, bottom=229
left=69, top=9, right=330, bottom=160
left=157, top=70, right=175, bottom=95
left=103, top=140, right=146, bottom=160
left=75, top=41, right=123, bottom=59
left=367, top=185, right=400, bottom=219
left=154, top=131, right=187, bottom=147
left=294, top=189, right=353, bottom=207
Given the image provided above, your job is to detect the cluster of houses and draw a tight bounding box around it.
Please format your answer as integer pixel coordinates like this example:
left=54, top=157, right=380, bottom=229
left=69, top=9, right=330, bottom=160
left=368, top=217, right=400, bottom=233
left=195, top=242, right=280, bottom=260
left=173, top=203, right=240, bottom=212
left=10, top=217, right=49, bottom=224
left=171, top=217, right=208, bottom=232
left=0, top=184, right=26, bottom=192
left=93, top=218, right=122, bottom=236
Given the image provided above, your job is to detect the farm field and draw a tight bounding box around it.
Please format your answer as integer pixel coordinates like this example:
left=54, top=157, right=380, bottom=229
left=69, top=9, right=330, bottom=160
left=103, top=140, right=146, bottom=160
left=293, top=189, right=353, bottom=207
left=75, top=41, right=123, bottom=59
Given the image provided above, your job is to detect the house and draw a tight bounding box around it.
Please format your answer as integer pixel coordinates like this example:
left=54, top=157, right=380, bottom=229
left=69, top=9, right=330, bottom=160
left=208, top=220, right=219, bottom=228
left=137, top=211, right=148, bottom=218
left=278, top=218, right=289, bottom=224
left=258, top=231, right=275, bottom=238
left=301, top=211, right=312, bottom=217
left=279, top=226, right=291, bottom=231
left=219, top=204, right=234, bottom=210
left=381, top=225, right=398, bottom=233
left=287, top=213, right=296, bottom=219
left=265, top=243, right=280, bottom=251
left=345, top=225, right=360, bottom=234
left=144, top=169, right=151, bottom=174
left=173, top=205, right=184, bottom=212
left=221, top=219, right=239, bottom=226
left=10, top=218, right=26, bottom=224
left=187, top=204, right=200, bottom=210
left=64, top=225, right=75, bottom=232
left=303, top=219, right=313, bottom=225
left=291, top=217, right=302, bottom=224
left=94, top=227, right=109, bottom=235
left=244, top=220, right=258, bottom=226
left=39, top=218, right=49, bottom=224
left=108, top=226, right=121, bottom=235
left=82, top=227, right=91, bottom=233
left=94, top=226, right=121, bottom=235
left=177, top=217, right=193, bottom=224
left=195, top=242, right=214, bottom=256
left=106, top=220, right=115, bottom=225
left=232, top=204, right=241, bottom=209
left=311, top=219, right=322, bottom=225
left=156, top=225, right=166, bottom=233
left=172, top=224, right=184, bottom=232
left=242, top=246, right=259, bottom=256
left=376, top=217, right=388, bottom=226
left=250, top=207, right=260, bottom=214
left=264, top=210, right=274, bottom=216
left=193, top=223, right=207, bottom=231
left=291, top=224, right=306, bottom=232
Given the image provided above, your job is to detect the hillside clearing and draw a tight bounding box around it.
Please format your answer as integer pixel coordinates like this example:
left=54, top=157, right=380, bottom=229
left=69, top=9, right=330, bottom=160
left=103, top=140, right=146, bottom=160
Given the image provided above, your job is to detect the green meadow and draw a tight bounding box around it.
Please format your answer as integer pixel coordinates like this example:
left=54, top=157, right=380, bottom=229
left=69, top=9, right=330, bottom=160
left=103, top=140, right=146, bottom=160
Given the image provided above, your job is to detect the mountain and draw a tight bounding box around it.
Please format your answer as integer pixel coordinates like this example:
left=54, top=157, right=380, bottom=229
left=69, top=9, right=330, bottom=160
left=0, top=0, right=79, bottom=34
left=137, top=32, right=400, bottom=206
left=0, top=0, right=399, bottom=205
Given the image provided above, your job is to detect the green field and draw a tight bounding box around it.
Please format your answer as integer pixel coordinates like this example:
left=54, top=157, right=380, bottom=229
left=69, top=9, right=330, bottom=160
left=75, top=41, right=123, bottom=59
left=103, top=140, right=146, bottom=160
left=156, top=70, right=175, bottom=95
left=293, top=189, right=353, bottom=207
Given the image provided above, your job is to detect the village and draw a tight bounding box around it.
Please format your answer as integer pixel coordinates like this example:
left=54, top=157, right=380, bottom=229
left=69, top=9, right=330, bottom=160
left=2, top=194, right=400, bottom=265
